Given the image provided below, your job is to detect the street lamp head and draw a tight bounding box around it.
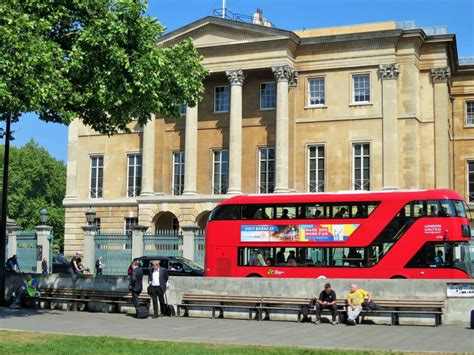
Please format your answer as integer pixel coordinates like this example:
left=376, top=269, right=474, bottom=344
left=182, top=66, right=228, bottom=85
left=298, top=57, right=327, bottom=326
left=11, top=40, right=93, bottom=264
left=85, top=207, right=96, bottom=225
left=39, top=208, right=49, bottom=224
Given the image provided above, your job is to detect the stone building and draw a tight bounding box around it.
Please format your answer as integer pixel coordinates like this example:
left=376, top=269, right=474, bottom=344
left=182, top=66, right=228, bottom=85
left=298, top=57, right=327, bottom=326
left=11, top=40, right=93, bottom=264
left=63, top=16, right=474, bottom=257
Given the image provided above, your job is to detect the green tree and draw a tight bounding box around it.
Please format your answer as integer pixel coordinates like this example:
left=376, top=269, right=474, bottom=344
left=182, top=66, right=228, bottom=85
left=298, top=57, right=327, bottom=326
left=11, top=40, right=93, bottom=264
left=0, top=141, right=66, bottom=253
left=1, top=0, right=207, bottom=132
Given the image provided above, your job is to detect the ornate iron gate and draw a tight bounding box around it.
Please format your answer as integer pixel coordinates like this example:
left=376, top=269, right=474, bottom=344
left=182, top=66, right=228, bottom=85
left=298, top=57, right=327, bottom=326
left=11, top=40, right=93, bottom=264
left=94, top=232, right=132, bottom=275
left=144, top=230, right=182, bottom=257
left=194, top=230, right=205, bottom=266
left=16, top=231, right=37, bottom=273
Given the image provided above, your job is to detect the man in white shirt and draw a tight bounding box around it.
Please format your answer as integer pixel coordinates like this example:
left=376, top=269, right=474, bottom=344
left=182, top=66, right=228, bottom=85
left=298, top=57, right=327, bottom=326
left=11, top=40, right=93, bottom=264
left=147, top=261, right=169, bottom=318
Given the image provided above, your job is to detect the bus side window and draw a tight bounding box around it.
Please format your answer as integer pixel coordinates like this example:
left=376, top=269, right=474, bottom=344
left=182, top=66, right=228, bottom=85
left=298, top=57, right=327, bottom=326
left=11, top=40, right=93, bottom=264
left=276, top=206, right=296, bottom=219
left=426, top=200, right=441, bottom=217
left=439, top=200, right=455, bottom=217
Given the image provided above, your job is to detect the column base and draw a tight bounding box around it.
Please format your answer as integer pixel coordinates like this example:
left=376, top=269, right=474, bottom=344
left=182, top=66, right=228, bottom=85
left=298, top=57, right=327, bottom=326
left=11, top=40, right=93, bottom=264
left=273, top=187, right=289, bottom=194
left=382, top=186, right=399, bottom=191
left=182, top=190, right=198, bottom=196
left=226, top=189, right=243, bottom=195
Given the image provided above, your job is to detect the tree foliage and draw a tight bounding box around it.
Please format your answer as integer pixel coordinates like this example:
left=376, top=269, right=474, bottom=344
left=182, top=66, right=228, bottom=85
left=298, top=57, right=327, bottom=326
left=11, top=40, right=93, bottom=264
left=0, top=141, right=66, bottom=253
left=0, top=0, right=208, bottom=134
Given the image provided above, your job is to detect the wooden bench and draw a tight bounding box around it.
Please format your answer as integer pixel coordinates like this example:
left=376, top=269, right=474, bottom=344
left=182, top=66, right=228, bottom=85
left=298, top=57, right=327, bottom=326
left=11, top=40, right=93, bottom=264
left=177, top=294, right=262, bottom=320
left=177, top=294, right=444, bottom=327
left=303, top=299, right=444, bottom=327
left=36, top=288, right=149, bottom=312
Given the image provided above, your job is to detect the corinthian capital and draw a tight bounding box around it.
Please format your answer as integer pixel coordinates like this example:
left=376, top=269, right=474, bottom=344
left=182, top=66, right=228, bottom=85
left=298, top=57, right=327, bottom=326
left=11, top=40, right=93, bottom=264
left=378, top=63, right=400, bottom=80
left=430, top=67, right=451, bottom=82
left=226, top=69, right=246, bottom=86
left=272, top=65, right=296, bottom=83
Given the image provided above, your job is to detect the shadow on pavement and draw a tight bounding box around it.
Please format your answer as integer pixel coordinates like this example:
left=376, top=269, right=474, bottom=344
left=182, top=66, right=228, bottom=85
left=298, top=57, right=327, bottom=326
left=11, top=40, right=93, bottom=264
left=0, top=307, right=62, bottom=319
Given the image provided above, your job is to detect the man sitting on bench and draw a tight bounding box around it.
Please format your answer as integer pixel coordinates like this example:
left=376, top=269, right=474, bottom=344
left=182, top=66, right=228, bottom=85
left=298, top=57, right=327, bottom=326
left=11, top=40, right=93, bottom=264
left=9, top=274, right=38, bottom=309
left=346, top=283, right=372, bottom=326
left=314, top=283, right=338, bottom=325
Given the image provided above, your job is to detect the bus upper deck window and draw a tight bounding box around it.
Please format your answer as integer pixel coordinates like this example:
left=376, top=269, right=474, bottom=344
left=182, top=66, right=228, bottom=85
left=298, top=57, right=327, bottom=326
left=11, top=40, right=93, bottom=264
left=453, top=201, right=467, bottom=217
left=209, top=205, right=239, bottom=220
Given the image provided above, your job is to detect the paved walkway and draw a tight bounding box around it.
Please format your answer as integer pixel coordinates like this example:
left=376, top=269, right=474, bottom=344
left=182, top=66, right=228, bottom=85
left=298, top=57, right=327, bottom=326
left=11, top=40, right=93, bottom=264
left=0, top=308, right=473, bottom=353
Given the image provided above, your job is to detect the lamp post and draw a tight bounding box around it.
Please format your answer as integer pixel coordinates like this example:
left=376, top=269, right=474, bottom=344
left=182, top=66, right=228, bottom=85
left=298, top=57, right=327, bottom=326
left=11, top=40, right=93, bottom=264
left=85, top=207, right=96, bottom=226
left=0, top=114, right=12, bottom=305
left=39, top=208, right=49, bottom=225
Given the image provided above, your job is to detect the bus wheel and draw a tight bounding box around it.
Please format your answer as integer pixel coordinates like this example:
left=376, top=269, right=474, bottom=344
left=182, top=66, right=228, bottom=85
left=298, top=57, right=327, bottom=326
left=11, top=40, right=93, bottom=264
left=247, top=273, right=262, bottom=278
left=390, top=275, right=406, bottom=279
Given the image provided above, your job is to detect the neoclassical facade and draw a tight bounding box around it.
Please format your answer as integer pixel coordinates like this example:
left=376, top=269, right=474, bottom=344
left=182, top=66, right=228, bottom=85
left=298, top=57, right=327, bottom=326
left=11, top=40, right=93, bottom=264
left=63, top=16, right=474, bottom=257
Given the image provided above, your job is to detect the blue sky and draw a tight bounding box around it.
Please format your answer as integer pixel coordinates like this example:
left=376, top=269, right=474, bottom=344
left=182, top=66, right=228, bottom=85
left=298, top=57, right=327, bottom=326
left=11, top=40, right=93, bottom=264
left=2, top=0, right=473, bottom=162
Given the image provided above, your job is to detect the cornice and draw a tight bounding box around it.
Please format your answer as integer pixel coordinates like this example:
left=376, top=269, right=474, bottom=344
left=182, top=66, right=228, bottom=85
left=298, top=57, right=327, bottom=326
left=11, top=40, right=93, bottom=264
left=300, top=29, right=402, bottom=47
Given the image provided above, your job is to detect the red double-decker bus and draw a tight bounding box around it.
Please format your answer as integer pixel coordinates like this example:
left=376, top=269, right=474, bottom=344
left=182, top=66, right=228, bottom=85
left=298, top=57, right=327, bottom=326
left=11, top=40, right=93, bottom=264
left=205, top=190, right=472, bottom=279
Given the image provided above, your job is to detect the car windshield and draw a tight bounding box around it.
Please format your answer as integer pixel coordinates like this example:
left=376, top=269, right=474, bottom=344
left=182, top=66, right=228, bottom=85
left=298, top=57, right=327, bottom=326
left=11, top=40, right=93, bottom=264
left=175, top=258, right=204, bottom=270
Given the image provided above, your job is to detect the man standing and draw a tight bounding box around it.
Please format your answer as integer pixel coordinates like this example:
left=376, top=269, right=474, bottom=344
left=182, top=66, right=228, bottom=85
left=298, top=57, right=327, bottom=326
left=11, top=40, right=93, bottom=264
left=95, top=256, right=104, bottom=275
left=315, top=283, right=338, bottom=325
left=41, top=257, right=48, bottom=274
left=346, top=283, right=372, bottom=325
left=68, top=252, right=81, bottom=275
left=129, top=260, right=143, bottom=317
left=148, top=261, right=169, bottom=318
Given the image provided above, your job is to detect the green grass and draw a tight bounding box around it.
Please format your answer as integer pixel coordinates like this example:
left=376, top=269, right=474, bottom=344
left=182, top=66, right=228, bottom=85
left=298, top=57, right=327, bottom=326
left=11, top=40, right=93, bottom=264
left=0, top=330, right=401, bottom=355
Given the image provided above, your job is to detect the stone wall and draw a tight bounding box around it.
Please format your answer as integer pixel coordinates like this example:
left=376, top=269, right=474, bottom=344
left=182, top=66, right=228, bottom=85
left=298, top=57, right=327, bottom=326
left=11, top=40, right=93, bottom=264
left=5, top=273, right=473, bottom=325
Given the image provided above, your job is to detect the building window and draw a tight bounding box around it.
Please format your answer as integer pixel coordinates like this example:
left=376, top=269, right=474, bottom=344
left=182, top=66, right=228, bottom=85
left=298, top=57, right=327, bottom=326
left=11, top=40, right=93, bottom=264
left=172, top=151, right=185, bottom=195
left=467, top=101, right=474, bottom=126
left=259, top=147, right=275, bottom=194
left=468, top=161, right=474, bottom=203
left=260, top=82, right=276, bottom=110
left=308, top=78, right=325, bottom=106
left=90, top=156, right=104, bottom=198
left=352, top=74, right=370, bottom=103
left=308, top=145, right=325, bottom=192
left=125, top=217, right=138, bottom=235
left=214, top=86, right=229, bottom=113
left=179, top=104, right=187, bottom=116
left=127, top=154, right=142, bottom=197
left=353, top=143, right=370, bottom=191
left=213, top=150, right=229, bottom=194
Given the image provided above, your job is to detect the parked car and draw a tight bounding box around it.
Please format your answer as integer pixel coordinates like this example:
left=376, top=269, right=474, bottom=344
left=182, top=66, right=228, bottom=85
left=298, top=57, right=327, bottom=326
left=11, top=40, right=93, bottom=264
left=52, top=255, right=70, bottom=274
left=128, top=256, right=204, bottom=277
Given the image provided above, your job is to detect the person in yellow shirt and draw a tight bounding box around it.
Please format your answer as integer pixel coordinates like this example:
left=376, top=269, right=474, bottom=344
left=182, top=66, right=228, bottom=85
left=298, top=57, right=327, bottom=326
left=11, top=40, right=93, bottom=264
left=346, top=283, right=372, bottom=325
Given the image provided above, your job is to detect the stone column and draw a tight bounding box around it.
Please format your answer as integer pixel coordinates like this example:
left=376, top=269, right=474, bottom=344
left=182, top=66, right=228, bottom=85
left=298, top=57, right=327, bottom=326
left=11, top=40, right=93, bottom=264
left=431, top=67, right=451, bottom=189
left=181, top=225, right=198, bottom=261
left=6, top=226, right=21, bottom=258
left=65, top=119, right=79, bottom=199
left=81, top=225, right=97, bottom=273
left=183, top=105, right=198, bottom=195
left=226, top=69, right=245, bottom=195
left=272, top=65, right=297, bottom=194
left=131, top=225, right=147, bottom=259
left=379, top=63, right=400, bottom=190
left=140, top=115, right=156, bottom=196
left=35, top=225, right=53, bottom=273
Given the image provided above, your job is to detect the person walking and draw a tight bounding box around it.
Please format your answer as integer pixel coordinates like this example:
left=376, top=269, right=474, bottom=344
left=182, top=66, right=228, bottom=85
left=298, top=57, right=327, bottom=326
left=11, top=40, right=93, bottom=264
left=129, top=260, right=143, bottom=317
left=346, top=283, right=372, bottom=325
left=41, top=257, right=48, bottom=274
left=148, top=261, right=169, bottom=318
left=95, top=256, right=104, bottom=276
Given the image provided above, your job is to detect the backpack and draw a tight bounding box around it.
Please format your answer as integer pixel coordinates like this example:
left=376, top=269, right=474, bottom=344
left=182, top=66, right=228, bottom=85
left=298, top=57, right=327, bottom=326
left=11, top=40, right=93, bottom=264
left=362, top=300, right=379, bottom=311
left=136, top=303, right=149, bottom=319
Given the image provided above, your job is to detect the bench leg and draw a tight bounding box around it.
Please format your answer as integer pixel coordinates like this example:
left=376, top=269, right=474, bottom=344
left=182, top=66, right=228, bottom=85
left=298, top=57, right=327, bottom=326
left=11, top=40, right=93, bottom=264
left=390, top=313, right=396, bottom=326
left=211, top=307, right=215, bottom=319
left=297, top=311, right=302, bottom=323
left=435, top=314, right=441, bottom=327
